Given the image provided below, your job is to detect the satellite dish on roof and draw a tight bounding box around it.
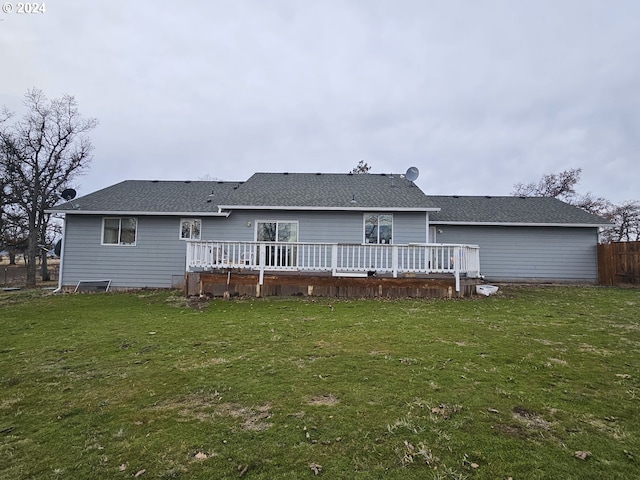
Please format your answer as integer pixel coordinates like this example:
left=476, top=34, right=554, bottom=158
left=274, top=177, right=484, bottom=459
left=405, top=166, right=419, bottom=182
left=61, top=188, right=77, bottom=201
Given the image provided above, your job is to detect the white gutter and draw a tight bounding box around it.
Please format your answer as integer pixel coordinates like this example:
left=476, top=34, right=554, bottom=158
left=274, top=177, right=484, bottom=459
left=45, top=210, right=232, bottom=217
left=429, top=221, right=611, bottom=228
left=218, top=205, right=441, bottom=213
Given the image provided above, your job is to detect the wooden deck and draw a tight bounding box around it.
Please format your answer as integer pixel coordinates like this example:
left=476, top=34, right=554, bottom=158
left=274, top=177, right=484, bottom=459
left=186, top=270, right=481, bottom=299
left=185, top=240, right=482, bottom=295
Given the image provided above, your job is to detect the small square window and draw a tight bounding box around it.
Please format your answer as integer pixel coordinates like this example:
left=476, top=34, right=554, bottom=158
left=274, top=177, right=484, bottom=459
left=180, top=219, right=201, bottom=240
left=102, top=217, right=137, bottom=245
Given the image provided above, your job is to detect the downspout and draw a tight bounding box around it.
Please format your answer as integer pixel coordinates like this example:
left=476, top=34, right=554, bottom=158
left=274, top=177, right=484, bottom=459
left=52, top=215, right=66, bottom=293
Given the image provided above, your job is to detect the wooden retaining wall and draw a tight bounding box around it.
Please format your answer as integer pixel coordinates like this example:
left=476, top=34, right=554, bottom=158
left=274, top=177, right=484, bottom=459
left=598, top=241, right=640, bottom=285
left=186, top=271, right=480, bottom=299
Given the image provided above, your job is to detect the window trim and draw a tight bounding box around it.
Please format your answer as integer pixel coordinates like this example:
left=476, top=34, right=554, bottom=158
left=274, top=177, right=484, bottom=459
left=255, top=220, right=299, bottom=242
left=363, top=213, right=393, bottom=245
left=101, top=217, right=138, bottom=246
left=179, top=218, right=202, bottom=240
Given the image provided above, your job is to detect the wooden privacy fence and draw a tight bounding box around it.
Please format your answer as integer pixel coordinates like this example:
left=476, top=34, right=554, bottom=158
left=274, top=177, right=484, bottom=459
left=598, top=241, right=640, bottom=285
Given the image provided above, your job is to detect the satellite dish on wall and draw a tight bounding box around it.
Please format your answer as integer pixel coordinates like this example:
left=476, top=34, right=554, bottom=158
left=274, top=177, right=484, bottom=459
left=405, top=166, right=419, bottom=182
left=61, top=188, right=77, bottom=201
left=54, top=239, right=62, bottom=257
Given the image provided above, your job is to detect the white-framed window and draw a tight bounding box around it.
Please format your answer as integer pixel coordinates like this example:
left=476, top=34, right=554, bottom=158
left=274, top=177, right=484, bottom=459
left=256, top=220, right=299, bottom=268
left=256, top=221, right=298, bottom=242
left=180, top=218, right=201, bottom=240
left=102, top=217, right=137, bottom=245
left=364, top=213, right=393, bottom=244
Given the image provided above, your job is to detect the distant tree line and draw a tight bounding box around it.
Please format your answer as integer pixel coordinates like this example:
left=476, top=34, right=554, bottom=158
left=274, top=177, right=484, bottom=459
left=512, top=167, right=639, bottom=242
left=0, top=89, right=97, bottom=285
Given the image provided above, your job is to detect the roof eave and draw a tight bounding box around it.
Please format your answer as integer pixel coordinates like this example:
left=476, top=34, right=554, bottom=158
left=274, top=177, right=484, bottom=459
left=46, top=209, right=232, bottom=217
left=218, top=205, right=440, bottom=212
left=430, top=221, right=610, bottom=228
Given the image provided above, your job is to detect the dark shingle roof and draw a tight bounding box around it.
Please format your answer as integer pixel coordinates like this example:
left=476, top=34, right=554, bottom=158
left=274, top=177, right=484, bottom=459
left=49, top=173, right=439, bottom=213
left=50, top=180, right=242, bottom=214
left=428, top=195, right=609, bottom=226
left=49, top=174, right=609, bottom=226
left=220, top=173, right=438, bottom=209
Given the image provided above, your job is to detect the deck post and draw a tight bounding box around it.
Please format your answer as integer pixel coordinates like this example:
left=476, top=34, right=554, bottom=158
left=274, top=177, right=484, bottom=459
left=392, top=245, right=398, bottom=278
left=259, top=243, right=266, bottom=285
left=185, top=241, right=192, bottom=272
left=331, top=244, right=338, bottom=276
left=454, top=246, right=460, bottom=292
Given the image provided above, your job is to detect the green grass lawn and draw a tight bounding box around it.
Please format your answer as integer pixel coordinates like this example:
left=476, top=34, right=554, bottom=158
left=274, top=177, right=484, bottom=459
left=1, top=286, right=639, bottom=479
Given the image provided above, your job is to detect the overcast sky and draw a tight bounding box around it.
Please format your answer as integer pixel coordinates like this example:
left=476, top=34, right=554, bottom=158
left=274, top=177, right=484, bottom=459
left=1, top=1, right=639, bottom=204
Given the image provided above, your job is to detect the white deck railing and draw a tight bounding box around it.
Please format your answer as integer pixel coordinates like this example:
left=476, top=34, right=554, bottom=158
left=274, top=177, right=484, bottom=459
left=186, top=241, right=480, bottom=291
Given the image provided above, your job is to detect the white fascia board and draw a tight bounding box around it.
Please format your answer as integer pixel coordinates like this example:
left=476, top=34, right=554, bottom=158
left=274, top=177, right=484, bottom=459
left=429, top=221, right=610, bottom=228
left=218, top=205, right=441, bottom=213
left=47, top=210, right=232, bottom=217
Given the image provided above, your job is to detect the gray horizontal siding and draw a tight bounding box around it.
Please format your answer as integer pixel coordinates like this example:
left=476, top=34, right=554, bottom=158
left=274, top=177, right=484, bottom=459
left=206, top=210, right=427, bottom=244
left=61, top=211, right=429, bottom=289
left=436, top=225, right=599, bottom=282
left=393, top=213, right=428, bottom=244
left=61, top=215, right=188, bottom=289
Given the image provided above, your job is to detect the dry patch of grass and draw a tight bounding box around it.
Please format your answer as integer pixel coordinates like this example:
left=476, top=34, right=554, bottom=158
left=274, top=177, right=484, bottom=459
left=152, top=393, right=272, bottom=431
left=547, top=357, right=568, bottom=366
left=0, top=395, right=22, bottom=411
left=217, top=403, right=273, bottom=432
left=582, top=414, right=628, bottom=440
left=511, top=406, right=553, bottom=431
left=306, top=393, right=339, bottom=406
left=578, top=343, right=618, bottom=356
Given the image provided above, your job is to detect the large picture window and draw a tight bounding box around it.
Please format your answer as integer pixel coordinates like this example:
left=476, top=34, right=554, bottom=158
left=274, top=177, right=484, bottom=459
left=102, top=217, right=137, bottom=245
left=256, top=221, right=298, bottom=242
left=364, top=214, right=393, bottom=244
left=180, top=218, right=201, bottom=240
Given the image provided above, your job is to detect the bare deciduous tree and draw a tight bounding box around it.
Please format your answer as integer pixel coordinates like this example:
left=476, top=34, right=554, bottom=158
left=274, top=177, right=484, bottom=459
left=512, top=167, right=582, bottom=201
left=571, top=192, right=614, bottom=217
left=512, top=168, right=640, bottom=243
left=0, top=89, right=97, bottom=285
left=0, top=159, right=7, bottom=252
left=604, top=201, right=640, bottom=243
left=1, top=204, right=29, bottom=265
left=350, top=160, right=371, bottom=174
